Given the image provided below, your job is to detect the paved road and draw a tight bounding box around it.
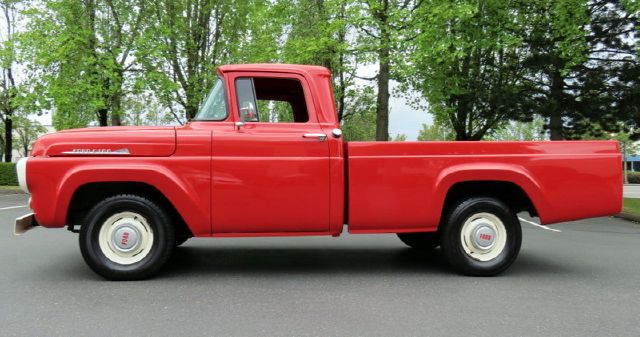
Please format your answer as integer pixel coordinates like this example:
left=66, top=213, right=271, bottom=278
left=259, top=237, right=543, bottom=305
left=624, top=184, right=640, bottom=198
left=1, top=192, right=639, bottom=337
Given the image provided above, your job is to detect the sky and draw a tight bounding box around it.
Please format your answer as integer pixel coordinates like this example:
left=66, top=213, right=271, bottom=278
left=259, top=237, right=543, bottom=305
left=388, top=84, right=432, bottom=140
left=357, top=64, right=432, bottom=140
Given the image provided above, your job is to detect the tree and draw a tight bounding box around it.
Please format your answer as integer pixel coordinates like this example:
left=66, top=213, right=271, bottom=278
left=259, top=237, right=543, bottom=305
left=0, top=0, right=20, bottom=162
left=279, top=0, right=354, bottom=122
left=137, top=0, right=267, bottom=121
left=22, top=0, right=150, bottom=129
left=520, top=0, right=638, bottom=140
left=352, top=0, right=421, bottom=141
left=13, top=115, right=47, bottom=157
left=341, top=85, right=377, bottom=141
left=410, top=0, right=534, bottom=141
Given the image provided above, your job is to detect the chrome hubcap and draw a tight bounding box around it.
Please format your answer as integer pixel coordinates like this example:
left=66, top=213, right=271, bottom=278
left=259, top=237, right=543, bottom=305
left=98, top=212, right=154, bottom=265
left=472, top=225, right=496, bottom=250
left=112, top=225, right=140, bottom=252
left=460, top=212, right=507, bottom=262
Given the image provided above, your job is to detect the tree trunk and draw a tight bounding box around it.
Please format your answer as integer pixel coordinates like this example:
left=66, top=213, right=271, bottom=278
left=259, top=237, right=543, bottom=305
left=373, top=0, right=390, bottom=141
left=376, top=25, right=391, bottom=141
left=111, top=110, right=121, bottom=126
left=22, top=136, right=28, bottom=158
left=337, top=69, right=346, bottom=122
left=98, top=108, right=108, bottom=126
left=186, top=104, right=198, bottom=121
left=336, top=15, right=346, bottom=123
left=549, top=69, right=564, bottom=140
left=4, top=113, right=12, bottom=162
left=110, top=82, right=123, bottom=126
left=375, top=52, right=390, bottom=141
left=110, top=67, right=124, bottom=126
left=549, top=110, right=563, bottom=140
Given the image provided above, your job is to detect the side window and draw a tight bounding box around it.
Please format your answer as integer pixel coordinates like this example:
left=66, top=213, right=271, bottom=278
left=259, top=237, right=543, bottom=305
left=235, top=77, right=309, bottom=123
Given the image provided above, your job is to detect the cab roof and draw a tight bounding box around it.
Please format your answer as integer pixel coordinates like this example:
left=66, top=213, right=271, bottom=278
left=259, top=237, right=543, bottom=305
left=217, top=63, right=331, bottom=76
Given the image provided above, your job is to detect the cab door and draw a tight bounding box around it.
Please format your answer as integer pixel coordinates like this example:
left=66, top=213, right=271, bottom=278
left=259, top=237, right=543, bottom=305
left=211, top=72, right=331, bottom=234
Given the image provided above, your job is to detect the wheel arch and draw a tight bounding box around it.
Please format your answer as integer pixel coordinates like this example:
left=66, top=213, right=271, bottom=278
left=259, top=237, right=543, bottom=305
left=54, top=164, right=208, bottom=236
left=431, top=164, right=549, bottom=227
left=67, top=182, right=193, bottom=238
left=440, top=181, right=537, bottom=223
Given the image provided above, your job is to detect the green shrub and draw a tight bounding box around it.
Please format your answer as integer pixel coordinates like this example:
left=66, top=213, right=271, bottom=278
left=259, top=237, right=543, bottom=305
left=628, top=172, right=640, bottom=184
left=0, top=162, right=18, bottom=186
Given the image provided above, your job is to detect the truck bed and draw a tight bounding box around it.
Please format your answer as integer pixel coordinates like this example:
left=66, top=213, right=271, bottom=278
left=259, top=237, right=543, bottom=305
left=346, top=141, right=622, bottom=233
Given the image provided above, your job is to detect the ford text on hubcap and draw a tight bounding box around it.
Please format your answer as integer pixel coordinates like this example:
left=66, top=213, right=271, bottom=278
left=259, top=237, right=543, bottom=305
left=98, top=212, right=154, bottom=265
left=460, top=212, right=507, bottom=262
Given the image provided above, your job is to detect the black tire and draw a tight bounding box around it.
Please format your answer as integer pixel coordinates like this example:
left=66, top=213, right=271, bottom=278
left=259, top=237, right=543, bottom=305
left=397, top=232, right=439, bottom=250
left=440, top=197, right=522, bottom=276
left=79, top=194, right=175, bottom=280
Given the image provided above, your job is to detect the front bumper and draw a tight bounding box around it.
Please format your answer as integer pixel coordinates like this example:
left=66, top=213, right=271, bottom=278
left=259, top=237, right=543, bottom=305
left=14, top=213, right=38, bottom=235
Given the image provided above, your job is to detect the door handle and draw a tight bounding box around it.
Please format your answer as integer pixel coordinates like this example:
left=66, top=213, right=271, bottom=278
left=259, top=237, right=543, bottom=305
left=302, top=133, right=327, bottom=141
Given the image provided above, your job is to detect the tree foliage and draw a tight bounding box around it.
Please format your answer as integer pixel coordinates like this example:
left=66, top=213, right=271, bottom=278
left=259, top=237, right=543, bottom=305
left=21, top=0, right=149, bottom=129
left=417, top=121, right=454, bottom=141
left=487, top=117, right=546, bottom=141
left=0, top=0, right=636, bottom=158
left=137, top=0, right=269, bottom=121
left=410, top=0, right=638, bottom=141
left=521, top=0, right=638, bottom=140
left=0, top=0, right=19, bottom=162
left=352, top=0, right=421, bottom=141
left=341, top=85, right=377, bottom=141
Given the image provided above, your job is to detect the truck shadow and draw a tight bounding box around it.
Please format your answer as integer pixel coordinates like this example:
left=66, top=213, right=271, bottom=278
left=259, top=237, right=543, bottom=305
left=162, top=246, right=449, bottom=277
left=159, top=245, right=572, bottom=279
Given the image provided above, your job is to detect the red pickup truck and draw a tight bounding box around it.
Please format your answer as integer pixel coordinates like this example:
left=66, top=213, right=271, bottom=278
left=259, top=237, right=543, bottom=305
left=15, top=64, right=622, bottom=280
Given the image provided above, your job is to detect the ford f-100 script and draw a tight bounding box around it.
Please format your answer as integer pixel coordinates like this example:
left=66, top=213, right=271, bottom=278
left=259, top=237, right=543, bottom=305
left=14, top=64, right=623, bottom=280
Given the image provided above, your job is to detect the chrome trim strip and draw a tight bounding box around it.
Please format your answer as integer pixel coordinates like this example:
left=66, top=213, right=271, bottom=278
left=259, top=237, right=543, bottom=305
left=60, top=148, right=131, bottom=155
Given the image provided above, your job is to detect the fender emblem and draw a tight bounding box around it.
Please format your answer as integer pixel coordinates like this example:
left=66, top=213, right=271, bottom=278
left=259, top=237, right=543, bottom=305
left=61, top=148, right=131, bottom=155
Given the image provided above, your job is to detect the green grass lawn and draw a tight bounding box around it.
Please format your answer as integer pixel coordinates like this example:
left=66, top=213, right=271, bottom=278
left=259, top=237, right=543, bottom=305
left=623, top=198, right=640, bottom=216
left=0, top=185, right=21, bottom=191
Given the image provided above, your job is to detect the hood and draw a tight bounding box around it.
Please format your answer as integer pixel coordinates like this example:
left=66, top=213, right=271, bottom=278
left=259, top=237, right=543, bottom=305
left=31, top=126, right=176, bottom=157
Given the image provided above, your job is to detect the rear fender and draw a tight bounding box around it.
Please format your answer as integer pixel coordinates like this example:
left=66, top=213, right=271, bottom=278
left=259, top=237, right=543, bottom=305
left=431, top=163, right=550, bottom=224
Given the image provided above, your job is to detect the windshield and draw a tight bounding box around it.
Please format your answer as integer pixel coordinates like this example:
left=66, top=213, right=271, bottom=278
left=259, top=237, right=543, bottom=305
left=194, top=77, right=228, bottom=121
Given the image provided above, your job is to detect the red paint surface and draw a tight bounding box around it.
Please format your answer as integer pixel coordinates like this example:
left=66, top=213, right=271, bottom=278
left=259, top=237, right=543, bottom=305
left=347, top=140, right=622, bottom=232
left=25, top=64, right=623, bottom=238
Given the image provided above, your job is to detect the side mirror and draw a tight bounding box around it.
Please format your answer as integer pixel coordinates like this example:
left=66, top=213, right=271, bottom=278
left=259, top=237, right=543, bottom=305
left=239, top=102, right=258, bottom=122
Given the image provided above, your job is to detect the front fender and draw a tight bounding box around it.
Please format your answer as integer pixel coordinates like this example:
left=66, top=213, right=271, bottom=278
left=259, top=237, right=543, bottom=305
left=28, top=157, right=210, bottom=236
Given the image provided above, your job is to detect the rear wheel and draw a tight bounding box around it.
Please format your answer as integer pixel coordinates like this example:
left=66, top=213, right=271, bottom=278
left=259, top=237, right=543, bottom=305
left=79, top=194, right=174, bottom=280
left=440, top=197, right=521, bottom=276
left=397, top=232, right=439, bottom=250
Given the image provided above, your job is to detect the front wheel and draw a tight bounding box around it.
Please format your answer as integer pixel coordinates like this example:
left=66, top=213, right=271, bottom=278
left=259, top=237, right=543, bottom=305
left=79, top=195, right=175, bottom=280
left=440, top=197, right=521, bottom=276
